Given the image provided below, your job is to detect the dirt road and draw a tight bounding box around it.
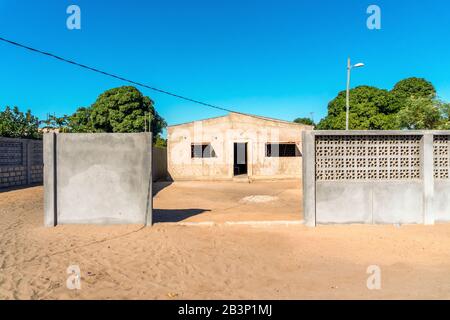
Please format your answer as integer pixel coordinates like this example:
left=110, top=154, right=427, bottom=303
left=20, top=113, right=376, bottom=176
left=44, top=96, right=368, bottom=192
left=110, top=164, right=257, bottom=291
left=1, top=185, right=450, bottom=299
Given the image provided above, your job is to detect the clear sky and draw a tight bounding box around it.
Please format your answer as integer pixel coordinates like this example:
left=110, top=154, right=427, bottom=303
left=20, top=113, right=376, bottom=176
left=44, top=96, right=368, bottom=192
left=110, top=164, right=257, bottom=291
left=1, top=0, right=450, bottom=130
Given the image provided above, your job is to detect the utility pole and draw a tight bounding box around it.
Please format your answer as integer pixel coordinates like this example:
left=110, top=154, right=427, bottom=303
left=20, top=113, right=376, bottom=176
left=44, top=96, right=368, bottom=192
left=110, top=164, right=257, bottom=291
left=346, top=58, right=351, bottom=131
left=345, top=58, right=365, bottom=131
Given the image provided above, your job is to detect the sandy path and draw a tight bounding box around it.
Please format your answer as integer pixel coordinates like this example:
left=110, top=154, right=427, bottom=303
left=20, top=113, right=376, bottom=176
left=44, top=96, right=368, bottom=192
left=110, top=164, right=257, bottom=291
left=1, top=186, right=450, bottom=299
left=153, top=180, right=303, bottom=223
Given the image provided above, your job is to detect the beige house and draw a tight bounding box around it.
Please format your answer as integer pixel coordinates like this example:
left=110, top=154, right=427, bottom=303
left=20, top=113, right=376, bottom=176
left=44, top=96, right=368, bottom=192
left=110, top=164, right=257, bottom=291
left=167, top=112, right=313, bottom=181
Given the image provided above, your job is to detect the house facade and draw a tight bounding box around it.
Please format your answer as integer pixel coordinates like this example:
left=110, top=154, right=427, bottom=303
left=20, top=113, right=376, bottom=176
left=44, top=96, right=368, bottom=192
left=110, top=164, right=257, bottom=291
left=167, top=112, right=313, bottom=181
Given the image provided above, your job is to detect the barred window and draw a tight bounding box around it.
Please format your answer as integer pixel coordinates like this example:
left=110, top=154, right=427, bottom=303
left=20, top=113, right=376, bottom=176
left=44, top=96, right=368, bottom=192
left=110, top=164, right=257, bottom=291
left=191, top=144, right=216, bottom=158
left=266, top=143, right=300, bottom=157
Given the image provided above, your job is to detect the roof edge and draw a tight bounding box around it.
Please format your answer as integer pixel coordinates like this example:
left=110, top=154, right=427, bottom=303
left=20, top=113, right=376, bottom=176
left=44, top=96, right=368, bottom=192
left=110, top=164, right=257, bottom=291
left=168, top=111, right=312, bottom=128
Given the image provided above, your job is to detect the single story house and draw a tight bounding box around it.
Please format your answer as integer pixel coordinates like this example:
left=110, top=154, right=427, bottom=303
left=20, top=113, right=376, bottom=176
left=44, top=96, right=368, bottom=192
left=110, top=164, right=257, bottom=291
left=167, top=112, right=313, bottom=181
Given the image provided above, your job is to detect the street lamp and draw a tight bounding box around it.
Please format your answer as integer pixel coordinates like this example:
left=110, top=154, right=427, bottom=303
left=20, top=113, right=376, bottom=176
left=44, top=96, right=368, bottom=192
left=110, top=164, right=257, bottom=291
left=346, top=58, right=365, bottom=130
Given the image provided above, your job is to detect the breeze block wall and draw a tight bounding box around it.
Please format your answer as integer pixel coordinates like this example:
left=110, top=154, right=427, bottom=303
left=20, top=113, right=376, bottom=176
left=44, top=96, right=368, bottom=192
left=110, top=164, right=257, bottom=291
left=44, top=133, right=153, bottom=226
left=303, top=131, right=450, bottom=226
left=0, top=137, right=43, bottom=189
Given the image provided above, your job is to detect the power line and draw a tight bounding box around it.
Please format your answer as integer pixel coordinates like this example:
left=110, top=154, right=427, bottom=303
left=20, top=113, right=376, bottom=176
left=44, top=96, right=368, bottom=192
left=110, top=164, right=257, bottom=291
left=0, top=36, right=236, bottom=113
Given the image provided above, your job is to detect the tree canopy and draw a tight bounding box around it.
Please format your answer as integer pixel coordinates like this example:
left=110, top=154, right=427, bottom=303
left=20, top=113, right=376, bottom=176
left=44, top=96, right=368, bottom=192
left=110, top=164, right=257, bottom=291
left=396, top=97, right=442, bottom=130
left=0, top=87, right=167, bottom=144
left=392, top=77, right=436, bottom=100
left=293, top=117, right=315, bottom=126
left=67, top=86, right=167, bottom=141
left=315, top=77, right=450, bottom=130
left=0, top=106, right=41, bottom=139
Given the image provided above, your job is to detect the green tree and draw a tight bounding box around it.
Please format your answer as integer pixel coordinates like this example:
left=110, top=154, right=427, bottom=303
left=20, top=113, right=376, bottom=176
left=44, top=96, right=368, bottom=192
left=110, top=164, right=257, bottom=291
left=390, top=77, right=437, bottom=113
left=40, top=114, right=70, bottom=132
left=316, top=86, right=396, bottom=130
left=293, top=117, right=315, bottom=126
left=392, top=77, right=436, bottom=100
left=438, top=103, right=450, bottom=129
left=67, top=86, right=167, bottom=142
left=316, top=77, right=443, bottom=130
left=68, top=107, right=93, bottom=133
left=154, top=136, right=167, bottom=147
left=396, top=97, right=441, bottom=130
left=0, top=106, right=41, bottom=139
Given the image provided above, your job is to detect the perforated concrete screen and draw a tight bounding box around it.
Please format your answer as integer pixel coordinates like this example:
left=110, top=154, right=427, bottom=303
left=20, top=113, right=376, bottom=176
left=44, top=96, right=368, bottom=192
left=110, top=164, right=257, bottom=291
left=303, top=131, right=450, bottom=226
left=434, top=135, right=450, bottom=179
left=316, top=135, right=421, bottom=181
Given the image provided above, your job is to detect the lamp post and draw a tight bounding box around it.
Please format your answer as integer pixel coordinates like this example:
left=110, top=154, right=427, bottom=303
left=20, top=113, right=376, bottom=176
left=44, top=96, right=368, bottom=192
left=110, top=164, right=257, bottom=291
left=346, top=58, right=365, bottom=130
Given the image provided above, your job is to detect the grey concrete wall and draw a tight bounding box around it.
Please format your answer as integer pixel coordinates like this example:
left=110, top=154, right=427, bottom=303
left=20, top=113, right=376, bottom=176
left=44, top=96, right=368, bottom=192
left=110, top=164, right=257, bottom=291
left=302, top=131, right=316, bottom=227
left=152, top=146, right=167, bottom=181
left=303, top=131, right=450, bottom=226
left=315, top=181, right=423, bottom=224
left=433, top=181, right=450, bottom=222
left=44, top=133, right=152, bottom=226
left=0, top=137, right=43, bottom=189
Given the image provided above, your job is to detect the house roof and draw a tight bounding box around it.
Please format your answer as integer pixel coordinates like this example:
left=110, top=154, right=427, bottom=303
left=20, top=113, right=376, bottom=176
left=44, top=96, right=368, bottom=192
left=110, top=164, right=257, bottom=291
left=168, top=112, right=310, bottom=128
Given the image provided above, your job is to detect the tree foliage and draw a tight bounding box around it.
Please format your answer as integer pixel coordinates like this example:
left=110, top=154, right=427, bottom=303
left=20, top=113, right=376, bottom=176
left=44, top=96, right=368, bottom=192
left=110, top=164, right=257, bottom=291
left=293, top=117, right=315, bottom=126
left=316, top=86, right=397, bottom=130
left=40, top=114, right=70, bottom=132
left=392, top=77, right=436, bottom=100
left=396, top=97, right=442, bottom=130
left=154, top=136, right=167, bottom=147
left=67, top=86, right=167, bottom=141
left=439, top=103, right=450, bottom=130
left=0, top=106, right=41, bottom=139
left=315, top=77, right=449, bottom=130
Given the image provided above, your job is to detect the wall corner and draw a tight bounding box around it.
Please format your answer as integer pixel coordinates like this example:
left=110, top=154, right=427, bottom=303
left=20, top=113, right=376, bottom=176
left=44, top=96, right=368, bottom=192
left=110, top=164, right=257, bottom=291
left=302, top=130, right=316, bottom=227
left=422, top=133, right=435, bottom=225
left=43, top=133, right=57, bottom=227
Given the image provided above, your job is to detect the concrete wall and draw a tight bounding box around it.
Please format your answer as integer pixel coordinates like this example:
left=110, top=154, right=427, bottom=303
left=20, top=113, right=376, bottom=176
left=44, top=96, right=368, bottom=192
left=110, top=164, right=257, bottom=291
left=167, top=112, right=312, bottom=181
left=303, top=131, right=450, bottom=226
left=0, top=137, right=43, bottom=189
left=152, top=146, right=167, bottom=182
left=44, top=133, right=153, bottom=226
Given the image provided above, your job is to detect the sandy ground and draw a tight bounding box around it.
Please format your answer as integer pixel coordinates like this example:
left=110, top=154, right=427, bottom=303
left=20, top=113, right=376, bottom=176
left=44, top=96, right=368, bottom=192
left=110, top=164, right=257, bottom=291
left=153, top=180, right=303, bottom=223
left=1, top=185, right=450, bottom=299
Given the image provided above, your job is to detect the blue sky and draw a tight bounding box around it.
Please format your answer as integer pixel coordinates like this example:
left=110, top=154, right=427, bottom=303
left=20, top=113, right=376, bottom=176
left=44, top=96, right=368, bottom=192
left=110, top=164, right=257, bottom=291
left=1, top=0, right=450, bottom=130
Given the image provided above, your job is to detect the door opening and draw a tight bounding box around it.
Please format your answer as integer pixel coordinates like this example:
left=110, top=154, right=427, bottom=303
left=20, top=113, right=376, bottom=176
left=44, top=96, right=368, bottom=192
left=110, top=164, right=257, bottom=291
left=233, top=143, right=248, bottom=176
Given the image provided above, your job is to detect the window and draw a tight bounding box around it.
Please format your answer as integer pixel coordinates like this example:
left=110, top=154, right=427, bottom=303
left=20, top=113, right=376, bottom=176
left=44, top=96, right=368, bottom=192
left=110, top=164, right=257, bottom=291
left=191, top=144, right=216, bottom=158
left=266, top=143, right=301, bottom=157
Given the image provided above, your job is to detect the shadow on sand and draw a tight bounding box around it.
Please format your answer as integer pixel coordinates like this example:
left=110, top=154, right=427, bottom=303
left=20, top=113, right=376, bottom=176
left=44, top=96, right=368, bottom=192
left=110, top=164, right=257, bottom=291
left=152, top=208, right=211, bottom=223
left=152, top=181, right=173, bottom=196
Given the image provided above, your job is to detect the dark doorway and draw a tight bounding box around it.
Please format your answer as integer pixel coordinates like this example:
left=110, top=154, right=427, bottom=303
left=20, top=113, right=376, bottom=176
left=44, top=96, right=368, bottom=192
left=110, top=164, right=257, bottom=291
left=233, top=143, right=248, bottom=176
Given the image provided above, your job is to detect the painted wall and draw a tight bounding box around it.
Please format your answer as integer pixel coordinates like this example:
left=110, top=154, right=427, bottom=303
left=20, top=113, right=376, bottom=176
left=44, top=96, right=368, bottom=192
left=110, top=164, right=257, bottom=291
left=167, top=113, right=312, bottom=181
left=0, top=137, right=43, bottom=189
left=303, top=131, right=450, bottom=226
left=44, top=133, right=152, bottom=226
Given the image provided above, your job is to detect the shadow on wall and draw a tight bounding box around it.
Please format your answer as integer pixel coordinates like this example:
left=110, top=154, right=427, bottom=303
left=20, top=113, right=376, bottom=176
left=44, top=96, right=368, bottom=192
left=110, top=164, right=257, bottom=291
left=0, top=183, right=43, bottom=193
left=152, top=146, right=168, bottom=182
left=153, top=208, right=211, bottom=223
